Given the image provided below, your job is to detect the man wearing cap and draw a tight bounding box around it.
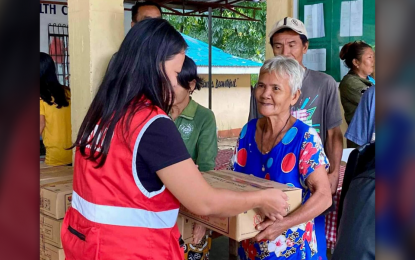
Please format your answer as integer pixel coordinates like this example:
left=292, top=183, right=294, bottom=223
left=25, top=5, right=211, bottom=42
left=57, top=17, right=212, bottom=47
left=249, top=17, right=343, bottom=259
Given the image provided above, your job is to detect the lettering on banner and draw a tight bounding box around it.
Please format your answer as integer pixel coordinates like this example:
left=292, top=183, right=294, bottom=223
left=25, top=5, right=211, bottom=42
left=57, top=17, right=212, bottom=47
left=40, top=3, right=68, bottom=15
left=202, top=78, right=238, bottom=88
left=62, top=5, right=68, bottom=15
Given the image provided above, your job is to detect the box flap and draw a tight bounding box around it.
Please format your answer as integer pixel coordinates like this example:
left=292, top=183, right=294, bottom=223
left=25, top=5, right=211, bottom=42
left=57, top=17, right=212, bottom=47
left=203, top=170, right=301, bottom=192
left=42, top=180, right=73, bottom=192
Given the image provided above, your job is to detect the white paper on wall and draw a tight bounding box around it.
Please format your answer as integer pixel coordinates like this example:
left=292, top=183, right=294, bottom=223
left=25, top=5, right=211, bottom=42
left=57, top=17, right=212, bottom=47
left=303, top=48, right=326, bottom=71
left=304, top=3, right=325, bottom=39
left=340, top=0, right=363, bottom=37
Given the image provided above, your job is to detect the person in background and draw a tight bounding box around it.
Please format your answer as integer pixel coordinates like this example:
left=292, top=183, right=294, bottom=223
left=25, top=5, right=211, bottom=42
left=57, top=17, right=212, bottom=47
left=107, top=1, right=162, bottom=70
left=248, top=84, right=260, bottom=121
left=130, top=0, right=162, bottom=26
left=61, top=19, right=290, bottom=260
left=332, top=157, right=375, bottom=260
left=39, top=52, right=72, bottom=166
left=339, top=41, right=375, bottom=126
left=344, top=86, right=376, bottom=146
left=233, top=56, right=332, bottom=260
left=170, top=56, right=217, bottom=260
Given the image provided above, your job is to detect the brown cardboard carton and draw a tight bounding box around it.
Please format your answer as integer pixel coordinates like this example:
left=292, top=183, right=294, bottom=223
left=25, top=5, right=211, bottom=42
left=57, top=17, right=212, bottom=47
left=40, top=213, right=63, bottom=248
left=176, top=215, right=195, bottom=244
left=40, top=161, right=53, bottom=169
left=40, top=166, right=73, bottom=186
left=41, top=243, right=65, bottom=260
left=40, top=165, right=72, bottom=174
left=40, top=239, right=46, bottom=260
left=40, top=180, right=73, bottom=219
left=179, top=170, right=302, bottom=241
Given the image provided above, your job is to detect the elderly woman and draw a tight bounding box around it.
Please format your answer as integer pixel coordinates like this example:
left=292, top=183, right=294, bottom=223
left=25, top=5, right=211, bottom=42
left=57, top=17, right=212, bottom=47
left=232, top=56, right=332, bottom=260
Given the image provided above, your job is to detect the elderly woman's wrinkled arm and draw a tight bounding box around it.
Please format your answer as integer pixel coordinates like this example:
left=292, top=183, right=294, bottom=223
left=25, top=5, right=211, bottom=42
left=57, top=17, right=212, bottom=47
left=254, top=166, right=332, bottom=241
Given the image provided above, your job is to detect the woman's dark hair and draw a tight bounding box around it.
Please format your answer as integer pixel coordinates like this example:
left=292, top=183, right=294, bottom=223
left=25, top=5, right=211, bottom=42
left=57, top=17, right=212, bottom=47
left=339, top=41, right=372, bottom=69
left=74, top=18, right=187, bottom=167
left=269, top=28, right=309, bottom=47
left=177, top=56, right=203, bottom=92
left=40, top=52, right=70, bottom=108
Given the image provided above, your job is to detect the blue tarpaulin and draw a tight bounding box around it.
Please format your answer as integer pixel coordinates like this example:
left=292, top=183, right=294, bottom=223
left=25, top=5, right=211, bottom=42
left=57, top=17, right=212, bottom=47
left=182, top=34, right=262, bottom=68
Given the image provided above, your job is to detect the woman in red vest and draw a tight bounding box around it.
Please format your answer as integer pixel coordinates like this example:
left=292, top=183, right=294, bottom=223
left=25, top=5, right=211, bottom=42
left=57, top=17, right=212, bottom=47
left=61, top=19, right=289, bottom=260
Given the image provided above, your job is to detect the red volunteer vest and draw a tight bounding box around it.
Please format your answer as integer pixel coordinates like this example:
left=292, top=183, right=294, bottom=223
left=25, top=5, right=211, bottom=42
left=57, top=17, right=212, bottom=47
left=61, top=105, right=184, bottom=260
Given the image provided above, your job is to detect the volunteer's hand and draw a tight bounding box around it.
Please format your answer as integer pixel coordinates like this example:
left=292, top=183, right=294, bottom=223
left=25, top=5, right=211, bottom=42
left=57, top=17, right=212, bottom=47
left=259, top=189, right=289, bottom=221
left=254, top=218, right=287, bottom=241
left=192, top=223, right=206, bottom=244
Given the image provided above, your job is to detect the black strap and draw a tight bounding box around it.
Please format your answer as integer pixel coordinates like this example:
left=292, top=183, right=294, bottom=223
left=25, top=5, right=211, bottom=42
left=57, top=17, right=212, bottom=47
left=179, top=235, right=185, bottom=248
left=68, top=225, right=86, bottom=241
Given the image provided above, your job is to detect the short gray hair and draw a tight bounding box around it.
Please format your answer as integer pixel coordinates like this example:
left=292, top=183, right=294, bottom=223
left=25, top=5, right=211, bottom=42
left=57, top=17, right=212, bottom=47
left=260, top=56, right=305, bottom=95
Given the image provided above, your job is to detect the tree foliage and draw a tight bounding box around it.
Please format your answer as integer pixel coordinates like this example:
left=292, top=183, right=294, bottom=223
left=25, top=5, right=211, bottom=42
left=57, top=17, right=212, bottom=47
left=165, top=2, right=267, bottom=63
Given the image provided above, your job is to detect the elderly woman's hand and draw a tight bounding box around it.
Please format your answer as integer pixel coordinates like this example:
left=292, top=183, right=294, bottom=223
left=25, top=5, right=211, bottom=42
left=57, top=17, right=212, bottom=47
left=254, top=166, right=332, bottom=242
left=254, top=218, right=288, bottom=241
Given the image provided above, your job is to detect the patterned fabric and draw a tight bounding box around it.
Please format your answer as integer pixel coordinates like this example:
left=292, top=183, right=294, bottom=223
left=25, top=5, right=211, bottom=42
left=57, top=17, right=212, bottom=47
left=183, top=233, right=212, bottom=260
left=325, top=166, right=346, bottom=250
left=231, top=119, right=329, bottom=260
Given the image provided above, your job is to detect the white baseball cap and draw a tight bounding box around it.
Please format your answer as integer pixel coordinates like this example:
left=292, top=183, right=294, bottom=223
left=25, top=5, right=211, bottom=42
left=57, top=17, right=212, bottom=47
left=268, top=17, right=308, bottom=39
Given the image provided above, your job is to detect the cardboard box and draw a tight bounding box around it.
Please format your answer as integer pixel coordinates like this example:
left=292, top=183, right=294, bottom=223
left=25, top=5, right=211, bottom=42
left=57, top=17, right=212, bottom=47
left=40, top=180, right=73, bottom=219
left=40, top=166, right=73, bottom=186
left=179, top=170, right=302, bottom=242
left=40, top=242, right=65, bottom=260
left=176, top=215, right=195, bottom=244
left=40, top=239, right=46, bottom=260
left=40, top=161, right=53, bottom=169
left=40, top=213, right=63, bottom=248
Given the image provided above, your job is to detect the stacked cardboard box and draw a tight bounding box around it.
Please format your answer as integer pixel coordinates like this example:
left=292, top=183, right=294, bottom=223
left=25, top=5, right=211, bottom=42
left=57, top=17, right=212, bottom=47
left=40, top=161, right=52, bottom=169
left=40, top=243, right=65, bottom=260
left=40, top=166, right=74, bottom=185
left=40, top=214, right=63, bottom=248
left=40, top=166, right=74, bottom=260
left=179, top=170, right=302, bottom=241
left=40, top=180, right=73, bottom=219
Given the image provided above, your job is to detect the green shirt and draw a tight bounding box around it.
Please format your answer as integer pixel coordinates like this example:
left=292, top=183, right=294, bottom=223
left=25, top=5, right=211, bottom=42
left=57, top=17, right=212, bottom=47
left=339, top=71, right=373, bottom=124
left=173, top=98, right=218, bottom=172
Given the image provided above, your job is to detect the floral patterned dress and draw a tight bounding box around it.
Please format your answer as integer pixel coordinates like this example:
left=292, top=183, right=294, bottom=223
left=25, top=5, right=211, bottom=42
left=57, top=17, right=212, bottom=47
left=231, top=119, right=329, bottom=260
